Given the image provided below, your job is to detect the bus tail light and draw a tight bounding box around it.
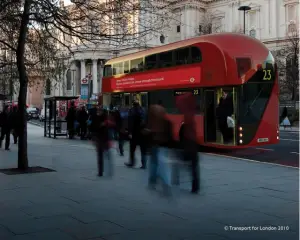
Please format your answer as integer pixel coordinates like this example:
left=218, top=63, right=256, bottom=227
left=238, top=126, right=243, bottom=144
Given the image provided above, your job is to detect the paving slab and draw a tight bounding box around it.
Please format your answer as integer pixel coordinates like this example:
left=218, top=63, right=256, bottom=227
left=0, top=124, right=298, bottom=240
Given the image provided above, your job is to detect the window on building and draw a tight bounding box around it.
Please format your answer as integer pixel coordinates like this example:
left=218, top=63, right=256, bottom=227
left=288, top=5, right=296, bottom=21
left=177, top=25, right=181, bottom=33
left=175, top=48, right=190, bottom=65
left=66, top=69, right=72, bottom=90
left=249, top=29, right=256, bottom=38
left=145, top=54, right=158, bottom=70
left=207, top=23, right=212, bottom=34
left=124, top=61, right=130, bottom=73
left=199, top=25, right=202, bottom=33
left=104, top=65, right=112, bottom=77
left=191, top=47, right=202, bottom=63
left=130, top=58, right=144, bottom=72
left=248, top=11, right=256, bottom=29
left=288, top=23, right=296, bottom=33
left=158, top=51, right=173, bottom=68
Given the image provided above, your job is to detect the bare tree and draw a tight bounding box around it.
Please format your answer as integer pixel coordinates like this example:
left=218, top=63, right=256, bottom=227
left=0, top=0, right=178, bottom=170
left=276, top=30, right=299, bottom=101
left=195, top=11, right=224, bottom=36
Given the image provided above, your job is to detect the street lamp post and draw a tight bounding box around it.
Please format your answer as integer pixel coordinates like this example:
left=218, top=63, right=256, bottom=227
left=238, top=6, right=251, bottom=34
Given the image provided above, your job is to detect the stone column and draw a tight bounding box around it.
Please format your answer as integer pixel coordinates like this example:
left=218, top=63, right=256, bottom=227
left=80, top=60, right=86, bottom=82
left=92, top=59, right=98, bottom=94
left=264, top=0, right=270, bottom=38
left=99, top=64, right=103, bottom=93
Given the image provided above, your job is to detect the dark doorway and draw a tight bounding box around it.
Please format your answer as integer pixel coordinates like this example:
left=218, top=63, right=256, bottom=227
left=204, top=90, right=216, bottom=142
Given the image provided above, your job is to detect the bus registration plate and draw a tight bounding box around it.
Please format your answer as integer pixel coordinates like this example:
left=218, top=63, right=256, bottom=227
left=257, top=138, right=269, bottom=143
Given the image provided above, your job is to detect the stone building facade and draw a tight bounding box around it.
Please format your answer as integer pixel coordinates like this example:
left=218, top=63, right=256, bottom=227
left=42, top=0, right=299, bottom=105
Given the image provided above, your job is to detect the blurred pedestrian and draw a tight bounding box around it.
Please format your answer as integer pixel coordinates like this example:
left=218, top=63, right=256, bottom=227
left=65, top=101, right=76, bottom=139
left=176, top=92, right=200, bottom=193
left=114, top=106, right=127, bottom=156
left=78, top=105, right=89, bottom=140
left=0, top=105, right=11, bottom=150
left=125, top=101, right=147, bottom=169
left=10, top=106, right=19, bottom=144
left=146, top=104, right=174, bottom=196
left=94, top=107, right=115, bottom=177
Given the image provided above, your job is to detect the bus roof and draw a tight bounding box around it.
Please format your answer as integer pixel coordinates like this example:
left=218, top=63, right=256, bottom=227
left=105, top=33, right=267, bottom=65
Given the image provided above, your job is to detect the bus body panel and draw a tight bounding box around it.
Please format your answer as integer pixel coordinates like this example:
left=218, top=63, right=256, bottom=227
left=101, top=33, right=279, bottom=149
left=248, top=79, right=279, bottom=146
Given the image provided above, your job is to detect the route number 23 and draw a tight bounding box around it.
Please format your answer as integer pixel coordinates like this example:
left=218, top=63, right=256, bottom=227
left=263, top=69, right=272, bottom=81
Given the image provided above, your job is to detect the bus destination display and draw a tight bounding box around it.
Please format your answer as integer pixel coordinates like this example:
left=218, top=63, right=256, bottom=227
left=174, top=89, right=200, bottom=96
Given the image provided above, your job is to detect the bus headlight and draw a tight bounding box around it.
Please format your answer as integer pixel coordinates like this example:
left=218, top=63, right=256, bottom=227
left=239, top=133, right=243, bottom=137
left=239, top=140, right=243, bottom=144
left=277, top=136, right=279, bottom=140
left=239, top=127, right=243, bottom=131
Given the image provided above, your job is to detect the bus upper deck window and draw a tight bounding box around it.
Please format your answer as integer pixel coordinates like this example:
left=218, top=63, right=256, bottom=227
left=104, top=65, right=112, bottom=77
left=158, top=51, right=173, bottom=68
left=113, top=62, right=123, bottom=75
left=175, top=48, right=189, bottom=65
left=130, top=58, right=144, bottom=72
left=191, top=47, right=202, bottom=63
left=124, top=61, right=130, bottom=73
left=145, top=54, right=157, bottom=70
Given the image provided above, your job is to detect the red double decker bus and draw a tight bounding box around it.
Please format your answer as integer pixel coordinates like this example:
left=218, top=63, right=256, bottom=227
left=102, top=33, right=279, bottom=149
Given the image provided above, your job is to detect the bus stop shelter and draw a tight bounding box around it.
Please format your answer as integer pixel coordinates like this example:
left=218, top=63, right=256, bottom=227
left=44, top=96, right=79, bottom=139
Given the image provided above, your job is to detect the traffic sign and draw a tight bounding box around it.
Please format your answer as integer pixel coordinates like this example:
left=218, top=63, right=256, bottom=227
left=81, top=78, right=88, bottom=84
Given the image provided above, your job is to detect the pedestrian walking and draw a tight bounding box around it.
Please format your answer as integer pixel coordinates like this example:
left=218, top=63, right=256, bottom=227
left=10, top=106, right=19, bottom=144
left=78, top=105, right=88, bottom=140
left=146, top=104, right=174, bottom=196
left=114, top=106, right=126, bottom=156
left=176, top=92, right=200, bottom=194
left=65, top=102, right=76, bottom=139
left=0, top=105, right=12, bottom=150
left=94, top=107, right=115, bottom=177
left=125, top=101, right=147, bottom=169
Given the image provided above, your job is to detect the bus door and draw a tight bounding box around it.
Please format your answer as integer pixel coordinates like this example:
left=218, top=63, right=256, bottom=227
left=215, top=87, right=238, bottom=145
left=204, top=89, right=217, bottom=143
left=204, top=87, right=238, bottom=145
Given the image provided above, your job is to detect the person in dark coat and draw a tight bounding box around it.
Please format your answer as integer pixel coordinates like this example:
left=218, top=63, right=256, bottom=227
left=65, top=102, right=76, bottom=139
left=10, top=106, right=19, bottom=144
left=0, top=105, right=11, bottom=150
left=216, top=90, right=234, bottom=144
left=78, top=106, right=88, bottom=140
left=114, top=107, right=127, bottom=156
left=125, top=101, right=147, bottom=169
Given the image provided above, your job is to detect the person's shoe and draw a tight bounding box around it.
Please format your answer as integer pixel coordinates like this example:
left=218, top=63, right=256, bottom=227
left=14, top=142, right=17, bottom=144
left=5, top=148, right=10, bottom=151
left=120, top=152, right=124, bottom=156
left=191, top=188, right=199, bottom=194
left=124, top=162, right=134, bottom=168
left=140, top=165, right=146, bottom=169
left=98, top=173, right=103, bottom=177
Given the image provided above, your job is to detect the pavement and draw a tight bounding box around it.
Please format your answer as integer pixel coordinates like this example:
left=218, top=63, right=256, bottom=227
left=0, top=124, right=298, bottom=240
left=28, top=120, right=300, bottom=167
